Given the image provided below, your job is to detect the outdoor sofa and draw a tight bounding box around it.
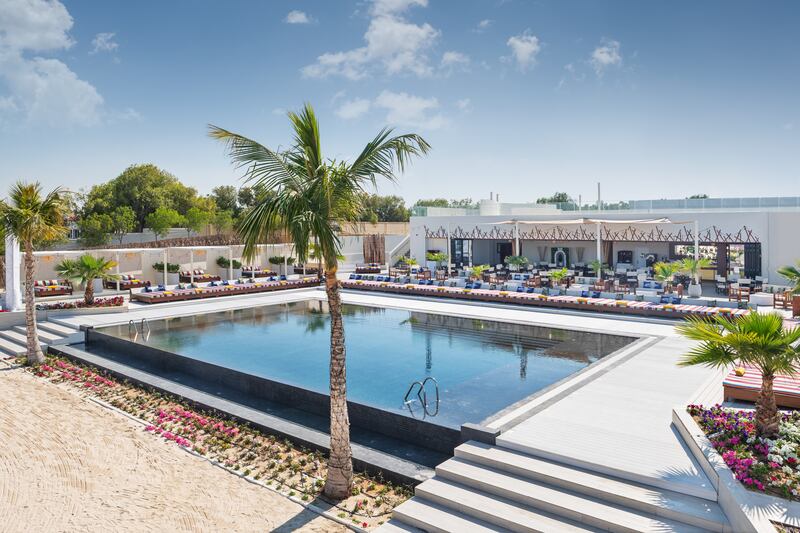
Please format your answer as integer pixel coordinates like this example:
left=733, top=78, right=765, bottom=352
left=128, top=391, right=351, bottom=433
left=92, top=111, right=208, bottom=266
left=104, top=274, right=150, bottom=290
left=178, top=269, right=221, bottom=283
left=131, top=276, right=320, bottom=304
left=33, top=279, right=73, bottom=297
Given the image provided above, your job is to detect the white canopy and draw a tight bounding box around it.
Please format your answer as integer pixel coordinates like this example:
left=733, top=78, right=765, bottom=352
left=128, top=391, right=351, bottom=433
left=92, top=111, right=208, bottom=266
left=490, top=217, right=687, bottom=225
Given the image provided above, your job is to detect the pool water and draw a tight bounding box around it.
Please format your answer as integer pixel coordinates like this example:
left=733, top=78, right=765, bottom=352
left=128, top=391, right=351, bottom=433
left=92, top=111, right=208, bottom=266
left=99, top=301, right=635, bottom=427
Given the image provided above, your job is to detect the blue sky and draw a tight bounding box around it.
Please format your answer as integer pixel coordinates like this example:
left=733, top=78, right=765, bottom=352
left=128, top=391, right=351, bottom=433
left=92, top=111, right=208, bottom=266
left=1, top=0, right=798, bottom=205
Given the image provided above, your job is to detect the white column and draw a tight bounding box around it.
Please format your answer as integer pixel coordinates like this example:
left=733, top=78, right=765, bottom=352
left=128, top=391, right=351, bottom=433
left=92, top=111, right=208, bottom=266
left=190, top=249, right=194, bottom=284
left=227, top=246, right=233, bottom=280
left=115, top=251, right=120, bottom=292
left=596, top=222, right=602, bottom=280
left=446, top=222, right=451, bottom=277
left=694, top=219, right=700, bottom=283
left=4, top=235, right=22, bottom=311
left=514, top=221, right=520, bottom=257
left=163, top=249, right=167, bottom=286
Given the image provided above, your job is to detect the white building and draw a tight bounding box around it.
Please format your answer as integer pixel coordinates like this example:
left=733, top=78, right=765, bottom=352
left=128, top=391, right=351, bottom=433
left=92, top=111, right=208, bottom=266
left=410, top=196, right=800, bottom=284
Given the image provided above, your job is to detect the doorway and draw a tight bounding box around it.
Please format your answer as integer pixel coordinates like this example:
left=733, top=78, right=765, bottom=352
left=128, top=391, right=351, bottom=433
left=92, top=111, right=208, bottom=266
left=496, top=242, right=513, bottom=264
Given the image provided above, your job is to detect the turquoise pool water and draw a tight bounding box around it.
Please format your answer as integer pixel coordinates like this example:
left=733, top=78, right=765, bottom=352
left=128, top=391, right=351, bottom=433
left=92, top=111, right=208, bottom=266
left=99, top=301, right=634, bottom=427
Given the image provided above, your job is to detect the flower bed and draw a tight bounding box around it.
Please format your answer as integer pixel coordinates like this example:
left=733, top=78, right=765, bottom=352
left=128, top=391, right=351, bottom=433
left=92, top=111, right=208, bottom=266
left=36, top=296, right=125, bottom=311
left=688, top=404, right=800, bottom=500
left=27, top=355, right=410, bottom=529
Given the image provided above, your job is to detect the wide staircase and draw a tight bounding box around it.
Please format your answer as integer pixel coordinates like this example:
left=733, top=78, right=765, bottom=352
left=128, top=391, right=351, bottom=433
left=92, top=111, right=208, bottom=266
left=0, top=320, right=80, bottom=357
left=378, top=441, right=729, bottom=533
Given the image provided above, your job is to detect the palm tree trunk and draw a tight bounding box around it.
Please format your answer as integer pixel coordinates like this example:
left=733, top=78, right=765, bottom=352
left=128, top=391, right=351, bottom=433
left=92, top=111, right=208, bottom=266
left=84, top=278, right=94, bottom=305
left=23, top=241, right=44, bottom=365
left=756, top=372, right=781, bottom=438
left=322, top=265, right=353, bottom=499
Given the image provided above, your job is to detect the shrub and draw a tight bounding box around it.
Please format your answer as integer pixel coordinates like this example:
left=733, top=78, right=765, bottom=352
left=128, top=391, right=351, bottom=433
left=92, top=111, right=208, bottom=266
left=216, top=256, right=242, bottom=269
left=152, top=262, right=180, bottom=273
left=268, top=256, right=295, bottom=265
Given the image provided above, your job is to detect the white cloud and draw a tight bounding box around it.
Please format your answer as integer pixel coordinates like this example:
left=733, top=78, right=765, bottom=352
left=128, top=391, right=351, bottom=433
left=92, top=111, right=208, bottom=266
left=440, top=50, right=470, bottom=73
left=374, top=90, right=445, bottom=130
left=474, top=19, right=492, bottom=33
left=455, top=98, right=471, bottom=111
left=285, top=10, right=311, bottom=24
left=90, top=32, right=118, bottom=54
left=302, top=0, right=439, bottom=80
left=0, top=0, right=106, bottom=127
left=590, top=39, right=622, bottom=76
left=506, top=31, right=541, bottom=72
left=335, top=97, right=372, bottom=120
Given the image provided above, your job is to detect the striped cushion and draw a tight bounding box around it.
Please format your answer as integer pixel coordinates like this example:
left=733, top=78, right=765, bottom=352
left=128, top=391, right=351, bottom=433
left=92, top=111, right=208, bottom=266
left=724, top=364, right=800, bottom=398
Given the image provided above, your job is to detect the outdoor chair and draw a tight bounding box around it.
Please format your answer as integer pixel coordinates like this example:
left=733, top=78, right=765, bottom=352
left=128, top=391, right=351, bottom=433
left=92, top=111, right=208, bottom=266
left=775, top=290, right=792, bottom=310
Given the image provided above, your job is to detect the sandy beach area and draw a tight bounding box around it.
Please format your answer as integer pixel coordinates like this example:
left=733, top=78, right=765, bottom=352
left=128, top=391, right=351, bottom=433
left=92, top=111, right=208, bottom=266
left=0, top=364, right=346, bottom=533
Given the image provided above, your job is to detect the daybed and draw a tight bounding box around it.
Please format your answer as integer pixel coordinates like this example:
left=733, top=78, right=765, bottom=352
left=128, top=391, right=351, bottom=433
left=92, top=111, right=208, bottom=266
left=241, top=266, right=277, bottom=278
left=33, top=279, right=73, bottom=297
left=104, top=274, right=150, bottom=290
left=131, top=276, right=320, bottom=304
left=342, top=275, right=753, bottom=320
left=724, top=364, right=800, bottom=408
left=355, top=263, right=382, bottom=274
left=178, top=269, right=221, bottom=283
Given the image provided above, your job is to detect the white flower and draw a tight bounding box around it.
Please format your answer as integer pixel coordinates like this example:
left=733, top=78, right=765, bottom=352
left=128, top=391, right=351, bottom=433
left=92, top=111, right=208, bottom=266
left=783, top=465, right=794, bottom=475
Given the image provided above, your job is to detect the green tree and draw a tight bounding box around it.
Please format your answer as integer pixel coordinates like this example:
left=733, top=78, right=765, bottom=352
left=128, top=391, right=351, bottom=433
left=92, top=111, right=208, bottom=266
left=210, top=103, right=429, bottom=499
left=0, top=182, right=68, bottom=365
left=56, top=254, right=119, bottom=305
left=678, top=313, right=800, bottom=437
left=237, top=186, right=256, bottom=209
left=211, top=185, right=238, bottom=213
left=83, top=164, right=199, bottom=231
left=213, top=210, right=234, bottom=234
left=414, top=198, right=449, bottom=208
left=536, top=192, right=570, bottom=204
left=361, top=194, right=409, bottom=222
left=110, top=206, right=136, bottom=245
left=78, top=213, right=112, bottom=246
left=688, top=194, right=709, bottom=199
left=145, top=207, right=183, bottom=241
left=448, top=198, right=477, bottom=209
left=184, top=206, right=212, bottom=237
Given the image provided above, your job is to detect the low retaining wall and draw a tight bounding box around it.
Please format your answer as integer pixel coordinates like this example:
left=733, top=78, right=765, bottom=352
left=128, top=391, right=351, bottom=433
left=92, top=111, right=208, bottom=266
left=86, top=328, right=460, bottom=455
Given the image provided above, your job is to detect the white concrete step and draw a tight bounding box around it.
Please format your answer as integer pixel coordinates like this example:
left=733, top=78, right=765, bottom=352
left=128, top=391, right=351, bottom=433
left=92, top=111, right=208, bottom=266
left=434, top=459, right=709, bottom=533
left=12, top=326, right=64, bottom=343
left=37, top=321, right=79, bottom=336
left=392, top=498, right=503, bottom=533
left=373, top=521, right=423, bottom=532
left=414, top=478, right=600, bottom=532
left=0, top=329, right=48, bottom=346
left=0, top=336, right=26, bottom=356
left=455, top=441, right=727, bottom=531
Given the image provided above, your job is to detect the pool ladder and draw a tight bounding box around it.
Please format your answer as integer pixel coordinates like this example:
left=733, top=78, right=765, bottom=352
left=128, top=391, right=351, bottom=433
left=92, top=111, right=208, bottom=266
left=403, top=376, right=440, bottom=418
left=128, top=318, right=151, bottom=342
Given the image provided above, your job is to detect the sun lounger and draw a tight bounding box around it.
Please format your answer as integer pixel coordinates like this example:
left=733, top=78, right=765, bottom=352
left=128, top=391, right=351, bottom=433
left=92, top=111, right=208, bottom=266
left=34, top=279, right=73, bottom=297
left=724, top=364, right=800, bottom=408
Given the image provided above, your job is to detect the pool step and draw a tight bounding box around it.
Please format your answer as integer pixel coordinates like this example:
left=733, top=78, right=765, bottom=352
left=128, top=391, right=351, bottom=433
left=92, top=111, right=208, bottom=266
left=0, top=336, right=26, bottom=357
left=37, top=321, right=80, bottom=336
left=12, top=325, right=65, bottom=343
left=454, top=441, right=728, bottom=531
left=384, top=441, right=730, bottom=533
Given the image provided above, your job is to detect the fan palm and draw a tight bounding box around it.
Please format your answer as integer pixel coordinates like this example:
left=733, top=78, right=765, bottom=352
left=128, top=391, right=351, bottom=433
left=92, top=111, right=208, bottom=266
left=0, top=182, right=68, bottom=365
left=653, top=261, right=682, bottom=291
left=677, top=313, right=800, bottom=437
left=210, top=103, right=429, bottom=499
left=679, top=257, right=712, bottom=285
left=56, top=254, right=119, bottom=305
left=778, top=261, right=800, bottom=294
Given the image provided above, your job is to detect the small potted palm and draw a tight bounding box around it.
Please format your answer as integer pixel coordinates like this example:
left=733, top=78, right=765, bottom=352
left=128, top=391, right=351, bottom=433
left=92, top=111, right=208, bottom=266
left=56, top=254, right=119, bottom=305
left=506, top=255, right=529, bottom=272
left=589, top=259, right=607, bottom=280
left=778, top=261, right=800, bottom=316
left=468, top=264, right=490, bottom=282
left=653, top=261, right=682, bottom=293
left=680, top=257, right=712, bottom=297
left=549, top=267, right=569, bottom=290
left=425, top=252, right=447, bottom=272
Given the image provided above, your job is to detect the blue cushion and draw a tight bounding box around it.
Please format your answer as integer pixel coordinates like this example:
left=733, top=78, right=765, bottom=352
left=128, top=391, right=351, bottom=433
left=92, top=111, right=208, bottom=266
left=526, top=287, right=535, bottom=293
left=516, top=286, right=524, bottom=292
left=354, top=274, right=362, bottom=280
left=464, top=282, right=473, bottom=289
left=473, top=282, right=482, bottom=289
left=660, top=295, right=671, bottom=304
left=643, top=281, right=652, bottom=288
left=672, top=297, right=682, bottom=304
left=349, top=274, right=356, bottom=280
left=280, top=275, right=287, bottom=280
left=581, top=291, right=589, bottom=297
left=513, top=274, right=521, bottom=280
left=591, top=291, right=601, bottom=298
left=144, top=286, right=152, bottom=293
left=419, top=279, right=426, bottom=285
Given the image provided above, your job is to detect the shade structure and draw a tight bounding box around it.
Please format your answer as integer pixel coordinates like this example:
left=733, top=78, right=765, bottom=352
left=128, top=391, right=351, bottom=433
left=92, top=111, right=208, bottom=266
left=490, top=217, right=688, bottom=225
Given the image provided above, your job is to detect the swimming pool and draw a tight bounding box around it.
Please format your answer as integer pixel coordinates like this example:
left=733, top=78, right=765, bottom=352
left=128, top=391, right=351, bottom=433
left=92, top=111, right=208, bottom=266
left=97, top=301, right=635, bottom=428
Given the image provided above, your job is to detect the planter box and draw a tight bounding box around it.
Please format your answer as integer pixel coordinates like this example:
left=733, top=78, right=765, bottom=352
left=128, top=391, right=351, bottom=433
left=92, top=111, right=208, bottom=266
left=39, top=304, right=129, bottom=318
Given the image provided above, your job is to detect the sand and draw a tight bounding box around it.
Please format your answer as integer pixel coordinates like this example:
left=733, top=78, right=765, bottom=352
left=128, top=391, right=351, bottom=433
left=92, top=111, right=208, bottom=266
left=0, top=365, right=347, bottom=533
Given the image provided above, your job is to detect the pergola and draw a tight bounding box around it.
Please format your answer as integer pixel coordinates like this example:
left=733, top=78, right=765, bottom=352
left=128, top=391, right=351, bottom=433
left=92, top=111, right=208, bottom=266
left=487, top=217, right=698, bottom=278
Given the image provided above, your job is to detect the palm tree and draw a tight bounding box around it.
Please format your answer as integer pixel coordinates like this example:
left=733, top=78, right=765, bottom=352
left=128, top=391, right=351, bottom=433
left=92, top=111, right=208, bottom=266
left=653, top=261, right=682, bottom=291
left=778, top=260, right=800, bottom=294
left=210, top=103, right=429, bottom=499
left=679, top=257, right=712, bottom=285
left=677, top=313, right=800, bottom=437
left=56, top=254, right=119, bottom=305
left=0, top=182, right=68, bottom=365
